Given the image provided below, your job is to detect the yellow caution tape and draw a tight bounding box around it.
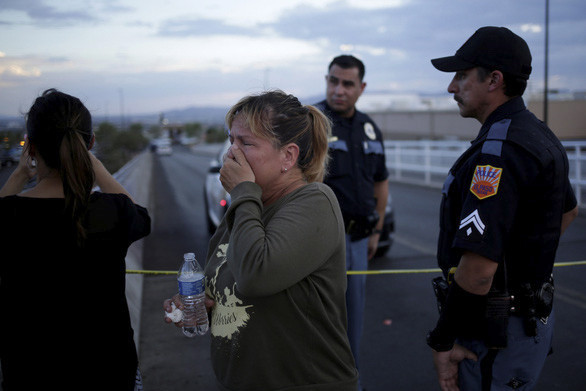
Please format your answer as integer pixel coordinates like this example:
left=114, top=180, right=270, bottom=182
left=552, top=260, right=586, bottom=267
left=126, top=260, right=586, bottom=276
left=126, top=269, right=176, bottom=275
left=346, top=268, right=440, bottom=275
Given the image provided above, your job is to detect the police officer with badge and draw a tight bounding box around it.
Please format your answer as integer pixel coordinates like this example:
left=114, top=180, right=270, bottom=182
left=315, top=54, right=389, bottom=385
left=426, top=27, right=579, bottom=391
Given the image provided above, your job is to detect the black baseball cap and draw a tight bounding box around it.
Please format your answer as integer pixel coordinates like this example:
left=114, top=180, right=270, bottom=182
left=431, top=26, right=532, bottom=80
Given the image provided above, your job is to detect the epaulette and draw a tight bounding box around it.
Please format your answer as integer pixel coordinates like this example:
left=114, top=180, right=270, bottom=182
left=313, top=101, right=326, bottom=112
left=481, top=119, right=511, bottom=157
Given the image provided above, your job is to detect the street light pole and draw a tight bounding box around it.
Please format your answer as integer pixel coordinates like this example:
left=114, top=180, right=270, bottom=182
left=119, top=88, right=125, bottom=131
left=544, top=0, right=549, bottom=125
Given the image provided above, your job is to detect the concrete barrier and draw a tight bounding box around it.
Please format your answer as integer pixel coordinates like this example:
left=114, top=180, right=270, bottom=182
left=113, top=150, right=153, bottom=351
left=115, top=143, right=221, bottom=351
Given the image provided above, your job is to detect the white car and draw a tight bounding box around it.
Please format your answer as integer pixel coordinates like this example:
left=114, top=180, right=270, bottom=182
left=153, top=138, right=172, bottom=155
left=0, top=146, right=22, bottom=167
left=203, top=141, right=231, bottom=234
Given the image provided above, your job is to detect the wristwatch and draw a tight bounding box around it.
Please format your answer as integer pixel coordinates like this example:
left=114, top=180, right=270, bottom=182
left=372, top=229, right=382, bottom=235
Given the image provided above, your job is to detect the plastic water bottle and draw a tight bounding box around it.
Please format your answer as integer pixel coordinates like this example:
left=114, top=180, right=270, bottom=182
left=177, top=252, right=209, bottom=337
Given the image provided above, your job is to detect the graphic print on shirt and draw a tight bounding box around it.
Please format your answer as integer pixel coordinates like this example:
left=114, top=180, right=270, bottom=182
left=208, top=242, right=253, bottom=340
left=470, top=165, right=503, bottom=200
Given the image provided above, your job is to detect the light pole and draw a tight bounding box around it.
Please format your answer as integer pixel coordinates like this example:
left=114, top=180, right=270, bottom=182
left=544, top=0, right=549, bottom=125
left=119, top=88, right=125, bottom=130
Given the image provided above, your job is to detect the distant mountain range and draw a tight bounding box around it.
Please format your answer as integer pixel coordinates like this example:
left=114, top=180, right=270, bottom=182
left=99, top=94, right=326, bottom=127
left=0, top=105, right=231, bottom=129
left=0, top=95, right=327, bottom=129
left=96, top=105, right=231, bottom=127
left=2, top=92, right=460, bottom=129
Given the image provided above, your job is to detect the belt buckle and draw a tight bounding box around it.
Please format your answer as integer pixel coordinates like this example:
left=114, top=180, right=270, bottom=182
left=510, top=294, right=518, bottom=313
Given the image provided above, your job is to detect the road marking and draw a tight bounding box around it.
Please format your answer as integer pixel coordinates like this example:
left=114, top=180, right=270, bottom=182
left=556, top=286, right=586, bottom=310
left=393, top=234, right=436, bottom=256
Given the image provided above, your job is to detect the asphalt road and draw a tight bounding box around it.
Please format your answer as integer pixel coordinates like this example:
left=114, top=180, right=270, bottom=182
left=2, top=145, right=585, bottom=390
left=0, top=165, right=18, bottom=189
left=137, top=144, right=586, bottom=390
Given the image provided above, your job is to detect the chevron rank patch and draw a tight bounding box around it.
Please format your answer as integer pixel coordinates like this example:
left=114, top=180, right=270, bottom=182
left=470, top=165, right=502, bottom=200
left=459, top=209, right=485, bottom=236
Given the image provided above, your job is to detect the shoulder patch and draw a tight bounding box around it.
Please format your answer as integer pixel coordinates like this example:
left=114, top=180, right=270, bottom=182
left=459, top=209, right=485, bottom=236
left=470, top=165, right=502, bottom=199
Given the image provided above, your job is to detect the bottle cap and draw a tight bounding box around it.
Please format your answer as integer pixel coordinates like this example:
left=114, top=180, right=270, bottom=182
left=184, top=252, right=195, bottom=260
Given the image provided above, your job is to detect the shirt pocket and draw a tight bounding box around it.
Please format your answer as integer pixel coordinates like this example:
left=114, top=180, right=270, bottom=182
left=362, top=140, right=384, bottom=177
left=328, top=139, right=351, bottom=177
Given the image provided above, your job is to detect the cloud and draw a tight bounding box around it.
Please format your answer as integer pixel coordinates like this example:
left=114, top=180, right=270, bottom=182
left=0, top=63, right=41, bottom=78
left=0, top=55, right=42, bottom=87
left=0, top=53, right=75, bottom=88
left=521, top=24, right=542, bottom=33
left=1, top=0, right=99, bottom=24
left=153, top=1, right=411, bottom=49
left=0, top=66, right=41, bottom=89
left=266, top=3, right=398, bottom=47
left=345, top=0, right=410, bottom=9
left=157, top=17, right=257, bottom=37
left=1, top=0, right=585, bottom=118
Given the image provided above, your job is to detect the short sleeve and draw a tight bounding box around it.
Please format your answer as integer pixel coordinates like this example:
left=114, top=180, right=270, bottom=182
left=373, top=125, right=389, bottom=182
left=563, top=178, right=578, bottom=213
left=119, top=195, right=151, bottom=244
left=452, top=148, right=524, bottom=263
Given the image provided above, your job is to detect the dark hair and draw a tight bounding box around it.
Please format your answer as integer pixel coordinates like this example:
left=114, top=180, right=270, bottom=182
left=26, top=88, right=94, bottom=246
left=477, top=67, right=527, bottom=97
left=328, top=55, right=365, bottom=81
left=226, top=90, right=331, bottom=183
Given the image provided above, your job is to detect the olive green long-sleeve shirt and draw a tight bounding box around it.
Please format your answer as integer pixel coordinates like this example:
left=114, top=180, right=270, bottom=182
left=205, top=181, right=358, bottom=391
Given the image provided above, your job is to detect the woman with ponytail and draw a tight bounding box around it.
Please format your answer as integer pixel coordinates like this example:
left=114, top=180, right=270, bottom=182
left=0, top=89, right=151, bottom=390
left=164, top=90, right=358, bottom=390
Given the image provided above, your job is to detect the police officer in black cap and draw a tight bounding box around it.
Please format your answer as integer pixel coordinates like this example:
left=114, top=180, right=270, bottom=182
left=315, top=54, right=389, bottom=388
left=426, top=26, right=579, bottom=390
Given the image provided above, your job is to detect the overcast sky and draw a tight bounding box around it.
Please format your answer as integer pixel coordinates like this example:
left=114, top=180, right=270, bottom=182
left=1, top=0, right=585, bottom=118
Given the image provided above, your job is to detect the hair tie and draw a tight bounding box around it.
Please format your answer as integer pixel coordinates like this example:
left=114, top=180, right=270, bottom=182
left=54, top=126, right=77, bottom=146
left=56, top=127, right=75, bottom=138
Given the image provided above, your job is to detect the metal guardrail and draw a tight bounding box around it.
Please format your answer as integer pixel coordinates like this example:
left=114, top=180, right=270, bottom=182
left=385, top=140, right=586, bottom=208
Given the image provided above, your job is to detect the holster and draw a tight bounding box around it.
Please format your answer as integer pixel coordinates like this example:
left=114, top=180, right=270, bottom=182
left=431, top=269, right=513, bottom=349
left=513, top=276, right=555, bottom=337
left=344, top=211, right=379, bottom=241
left=432, top=276, right=449, bottom=314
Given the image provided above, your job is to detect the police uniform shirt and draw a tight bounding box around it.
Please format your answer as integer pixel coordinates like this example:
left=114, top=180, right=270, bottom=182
left=438, top=97, right=577, bottom=288
left=316, top=100, right=389, bottom=219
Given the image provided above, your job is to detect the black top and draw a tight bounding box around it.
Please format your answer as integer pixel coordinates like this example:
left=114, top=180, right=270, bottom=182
left=316, top=100, right=389, bottom=219
left=0, top=192, right=151, bottom=390
left=437, top=97, right=577, bottom=289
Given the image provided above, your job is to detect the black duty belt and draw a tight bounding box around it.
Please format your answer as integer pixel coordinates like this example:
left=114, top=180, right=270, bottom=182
left=343, top=212, right=379, bottom=241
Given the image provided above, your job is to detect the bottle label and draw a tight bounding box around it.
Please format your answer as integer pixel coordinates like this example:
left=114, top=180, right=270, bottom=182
left=178, top=275, right=205, bottom=296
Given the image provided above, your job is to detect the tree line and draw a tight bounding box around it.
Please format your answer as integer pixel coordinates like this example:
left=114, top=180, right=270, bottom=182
left=0, top=120, right=228, bottom=174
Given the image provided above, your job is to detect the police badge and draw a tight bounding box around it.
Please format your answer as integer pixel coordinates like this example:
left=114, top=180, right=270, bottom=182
left=364, top=122, right=376, bottom=140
